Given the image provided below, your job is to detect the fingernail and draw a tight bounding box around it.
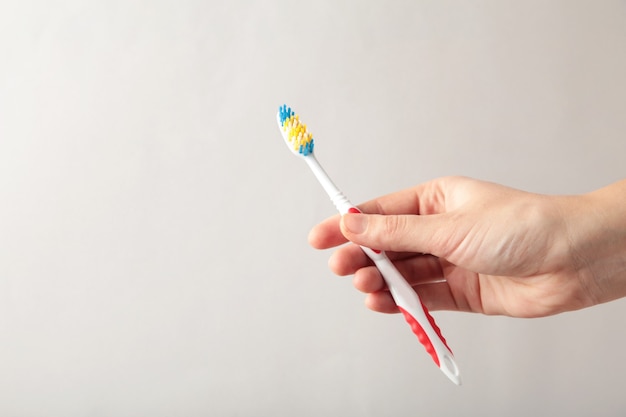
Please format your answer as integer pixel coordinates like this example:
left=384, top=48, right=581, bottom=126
left=342, top=213, right=368, bottom=234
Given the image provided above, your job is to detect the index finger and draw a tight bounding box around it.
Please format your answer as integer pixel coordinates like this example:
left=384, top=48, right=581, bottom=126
left=308, top=213, right=344, bottom=249
left=357, top=179, right=450, bottom=216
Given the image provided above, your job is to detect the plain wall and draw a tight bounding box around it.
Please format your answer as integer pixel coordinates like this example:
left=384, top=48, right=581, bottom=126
left=1, top=1, right=626, bottom=416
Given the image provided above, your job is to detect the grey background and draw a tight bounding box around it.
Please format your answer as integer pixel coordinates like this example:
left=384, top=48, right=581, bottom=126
left=1, top=1, right=626, bottom=416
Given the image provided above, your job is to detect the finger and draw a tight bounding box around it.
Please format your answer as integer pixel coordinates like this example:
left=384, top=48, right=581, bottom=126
left=365, top=281, right=463, bottom=314
left=353, top=266, right=386, bottom=293
left=340, top=211, right=456, bottom=256
left=309, top=178, right=451, bottom=249
left=307, top=192, right=424, bottom=250
left=352, top=255, right=444, bottom=292
left=355, top=177, right=455, bottom=216
left=399, top=254, right=444, bottom=285
left=328, top=244, right=372, bottom=276
left=310, top=177, right=459, bottom=250
left=365, top=291, right=399, bottom=314
left=328, top=242, right=420, bottom=276
left=330, top=243, right=444, bottom=282
left=416, top=282, right=463, bottom=312
left=308, top=213, right=345, bottom=249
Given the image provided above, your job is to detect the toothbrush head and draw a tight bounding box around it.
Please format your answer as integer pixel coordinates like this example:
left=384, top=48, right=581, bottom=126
left=277, top=104, right=315, bottom=157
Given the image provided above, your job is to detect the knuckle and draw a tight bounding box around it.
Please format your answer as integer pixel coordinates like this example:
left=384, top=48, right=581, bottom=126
left=383, top=215, right=407, bottom=238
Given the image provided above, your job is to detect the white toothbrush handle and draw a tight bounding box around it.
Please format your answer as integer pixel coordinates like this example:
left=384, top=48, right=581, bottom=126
left=304, top=155, right=461, bottom=385
left=304, top=155, right=354, bottom=213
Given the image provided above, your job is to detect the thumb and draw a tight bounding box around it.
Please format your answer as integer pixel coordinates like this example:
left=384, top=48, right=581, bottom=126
left=340, top=212, right=450, bottom=255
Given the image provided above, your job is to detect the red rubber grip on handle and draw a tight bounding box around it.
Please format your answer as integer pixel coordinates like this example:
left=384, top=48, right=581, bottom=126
left=398, top=302, right=451, bottom=367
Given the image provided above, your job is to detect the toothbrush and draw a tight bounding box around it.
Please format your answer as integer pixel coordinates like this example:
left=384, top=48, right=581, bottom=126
left=277, top=104, right=461, bottom=385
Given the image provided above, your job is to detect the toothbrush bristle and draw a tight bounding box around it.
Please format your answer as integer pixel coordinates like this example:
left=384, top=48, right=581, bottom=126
left=278, top=104, right=315, bottom=156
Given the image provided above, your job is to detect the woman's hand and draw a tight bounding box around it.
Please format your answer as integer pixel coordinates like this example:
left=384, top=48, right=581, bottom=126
left=309, top=176, right=626, bottom=317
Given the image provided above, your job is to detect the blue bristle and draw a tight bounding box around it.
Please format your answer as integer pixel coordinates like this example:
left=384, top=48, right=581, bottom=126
left=298, top=139, right=314, bottom=156
left=278, top=104, right=293, bottom=125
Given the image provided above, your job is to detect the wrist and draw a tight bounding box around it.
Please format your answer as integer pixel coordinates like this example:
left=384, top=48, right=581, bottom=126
left=565, top=180, right=626, bottom=305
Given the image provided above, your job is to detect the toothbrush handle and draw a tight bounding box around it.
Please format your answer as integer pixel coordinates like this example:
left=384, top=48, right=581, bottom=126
left=303, top=155, right=461, bottom=383
left=349, top=208, right=461, bottom=385
left=364, top=246, right=461, bottom=384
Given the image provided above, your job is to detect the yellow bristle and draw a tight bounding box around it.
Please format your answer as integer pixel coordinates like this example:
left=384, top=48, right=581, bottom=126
left=281, top=111, right=313, bottom=151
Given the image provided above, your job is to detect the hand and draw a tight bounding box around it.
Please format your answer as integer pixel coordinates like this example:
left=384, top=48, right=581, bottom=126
left=309, top=176, right=626, bottom=318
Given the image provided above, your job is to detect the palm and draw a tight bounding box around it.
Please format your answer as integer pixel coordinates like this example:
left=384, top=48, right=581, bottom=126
left=436, top=261, right=583, bottom=317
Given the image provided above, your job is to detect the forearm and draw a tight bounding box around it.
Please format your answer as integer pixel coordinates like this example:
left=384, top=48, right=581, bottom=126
left=566, top=180, right=626, bottom=305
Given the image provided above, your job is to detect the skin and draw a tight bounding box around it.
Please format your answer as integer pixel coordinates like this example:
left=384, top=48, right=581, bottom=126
left=308, top=176, right=626, bottom=318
